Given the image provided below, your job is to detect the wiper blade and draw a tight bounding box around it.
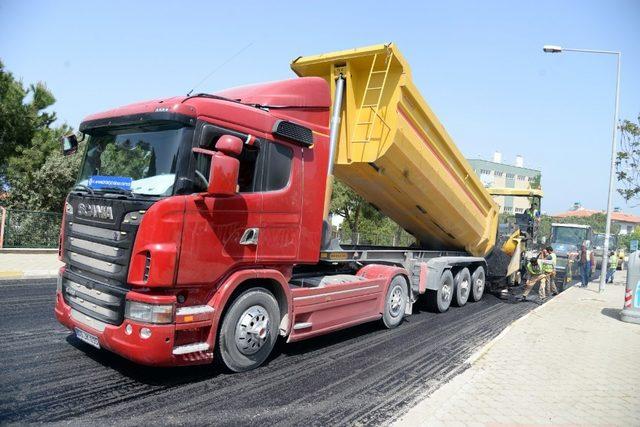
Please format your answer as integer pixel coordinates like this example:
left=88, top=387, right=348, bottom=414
left=94, top=187, right=134, bottom=196
left=73, top=184, right=94, bottom=194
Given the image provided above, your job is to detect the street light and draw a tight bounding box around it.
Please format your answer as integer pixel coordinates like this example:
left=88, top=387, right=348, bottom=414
left=543, top=45, right=562, bottom=53
left=543, top=44, right=621, bottom=293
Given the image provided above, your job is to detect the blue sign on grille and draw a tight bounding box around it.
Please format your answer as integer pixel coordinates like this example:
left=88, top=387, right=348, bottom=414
left=88, top=175, right=132, bottom=190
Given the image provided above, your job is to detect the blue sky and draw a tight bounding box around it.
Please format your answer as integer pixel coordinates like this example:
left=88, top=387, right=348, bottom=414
left=1, top=0, right=639, bottom=214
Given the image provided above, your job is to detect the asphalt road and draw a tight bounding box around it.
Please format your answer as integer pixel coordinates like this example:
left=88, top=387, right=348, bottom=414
left=0, top=279, right=545, bottom=425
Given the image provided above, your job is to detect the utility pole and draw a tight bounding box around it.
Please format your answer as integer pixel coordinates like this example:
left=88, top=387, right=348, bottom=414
left=543, top=45, right=622, bottom=292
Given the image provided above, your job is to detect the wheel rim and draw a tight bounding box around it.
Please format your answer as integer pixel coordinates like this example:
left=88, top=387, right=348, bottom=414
left=460, top=279, right=469, bottom=298
left=235, top=305, right=270, bottom=355
left=442, top=283, right=452, bottom=302
left=389, top=285, right=404, bottom=317
left=475, top=277, right=485, bottom=296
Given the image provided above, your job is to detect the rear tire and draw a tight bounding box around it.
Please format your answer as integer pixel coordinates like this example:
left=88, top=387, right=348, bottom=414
left=217, top=288, right=280, bottom=372
left=453, top=268, right=471, bottom=307
left=382, top=276, right=408, bottom=328
left=470, top=266, right=486, bottom=302
left=426, top=270, right=454, bottom=313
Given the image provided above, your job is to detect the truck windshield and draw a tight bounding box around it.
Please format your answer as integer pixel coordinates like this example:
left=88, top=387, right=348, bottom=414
left=551, top=227, right=588, bottom=246
left=77, top=125, right=192, bottom=196
left=593, top=233, right=617, bottom=249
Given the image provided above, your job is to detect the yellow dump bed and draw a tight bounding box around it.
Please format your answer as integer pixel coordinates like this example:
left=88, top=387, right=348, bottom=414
left=291, top=44, right=498, bottom=257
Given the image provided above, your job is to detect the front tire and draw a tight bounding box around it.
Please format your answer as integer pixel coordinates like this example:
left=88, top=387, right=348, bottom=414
left=217, top=288, right=280, bottom=372
left=382, top=276, right=408, bottom=328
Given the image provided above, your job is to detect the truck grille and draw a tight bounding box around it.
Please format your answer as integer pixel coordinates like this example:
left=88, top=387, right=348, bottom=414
left=61, top=194, right=154, bottom=327
left=62, top=273, right=127, bottom=326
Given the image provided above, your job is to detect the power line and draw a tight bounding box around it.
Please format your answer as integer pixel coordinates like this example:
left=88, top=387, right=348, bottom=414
left=186, top=42, right=254, bottom=96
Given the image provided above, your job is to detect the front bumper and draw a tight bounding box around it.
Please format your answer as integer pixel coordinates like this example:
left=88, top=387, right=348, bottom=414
left=54, top=291, right=213, bottom=367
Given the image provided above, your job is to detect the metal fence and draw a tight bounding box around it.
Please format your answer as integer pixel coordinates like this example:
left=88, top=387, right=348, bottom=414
left=0, top=209, right=62, bottom=248
left=332, top=229, right=416, bottom=247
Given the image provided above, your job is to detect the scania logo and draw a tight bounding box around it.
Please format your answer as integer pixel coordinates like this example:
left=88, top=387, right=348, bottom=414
left=77, top=203, right=114, bottom=220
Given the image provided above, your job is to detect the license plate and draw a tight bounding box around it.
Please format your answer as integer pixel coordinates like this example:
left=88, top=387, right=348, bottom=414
left=75, top=328, right=100, bottom=349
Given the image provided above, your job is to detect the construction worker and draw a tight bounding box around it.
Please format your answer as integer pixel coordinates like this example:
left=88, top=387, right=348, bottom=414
left=521, top=256, right=548, bottom=301
left=605, top=251, right=618, bottom=284
left=577, top=242, right=592, bottom=287
left=545, top=246, right=559, bottom=296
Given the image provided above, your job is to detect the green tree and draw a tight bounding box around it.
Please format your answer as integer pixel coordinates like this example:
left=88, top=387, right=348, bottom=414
left=330, top=179, right=415, bottom=246
left=99, top=143, right=150, bottom=179
left=329, top=179, right=372, bottom=242
left=0, top=60, right=56, bottom=185
left=618, top=228, right=640, bottom=252
left=6, top=132, right=84, bottom=212
left=530, top=173, right=541, bottom=190
left=616, top=114, right=640, bottom=205
left=0, top=61, right=83, bottom=212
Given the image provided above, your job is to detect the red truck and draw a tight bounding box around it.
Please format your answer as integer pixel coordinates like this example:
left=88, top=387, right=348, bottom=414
left=55, top=44, right=531, bottom=371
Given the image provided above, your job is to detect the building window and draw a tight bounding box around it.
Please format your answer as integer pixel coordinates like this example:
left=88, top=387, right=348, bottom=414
left=517, top=175, right=526, bottom=181
left=480, top=169, right=491, bottom=175
left=504, top=206, right=513, bottom=213
left=506, top=173, right=515, bottom=179
left=515, top=208, right=524, bottom=213
left=494, top=171, right=503, bottom=177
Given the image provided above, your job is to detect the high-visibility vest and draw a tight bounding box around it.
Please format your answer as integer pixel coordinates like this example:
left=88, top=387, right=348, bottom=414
left=609, top=254, right=618, bottom=269
left=542, top=259, right=554, bottom=273
left=527, top=261, right=542, bottom=275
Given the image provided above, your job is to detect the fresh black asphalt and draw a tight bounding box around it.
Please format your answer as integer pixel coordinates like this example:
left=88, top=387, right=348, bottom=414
left=0, top=278, right=559, bottom=425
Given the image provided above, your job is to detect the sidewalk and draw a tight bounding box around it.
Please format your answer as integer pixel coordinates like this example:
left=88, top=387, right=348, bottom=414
left=0, top=249, right=62, bottom=279
left=396, top=271, right=640, bottom=426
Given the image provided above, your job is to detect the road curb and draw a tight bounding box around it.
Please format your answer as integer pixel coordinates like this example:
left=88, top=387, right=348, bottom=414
left=0, top=248, right=59, bottom=254
left=464, top=286, right=575, bottom=365
left=0, top=270, right=59, bottom=280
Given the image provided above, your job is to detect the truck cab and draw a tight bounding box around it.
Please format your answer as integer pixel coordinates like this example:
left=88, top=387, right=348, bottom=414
left=592, top=233, right=618, bottom=270
left=549, top=223, right=592, bottom=288
left=54, top=80, right=338, bottom=369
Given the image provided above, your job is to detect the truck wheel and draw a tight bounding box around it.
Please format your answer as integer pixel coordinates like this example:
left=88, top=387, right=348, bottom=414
left=559, top=274, right=567, bottom=292
left=217, top=288, right=280, bottom=372
left=470, top=266, right=486, bottom=302
left=453, top=268, right=471, bottom=307
left=426, top=270, right=454, bottom=313
left=382, top=276, right=408, bottom=328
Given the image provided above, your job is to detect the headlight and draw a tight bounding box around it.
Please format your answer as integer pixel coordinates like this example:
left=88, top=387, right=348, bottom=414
left=125, top=301, right=174, bottom=324
left=65, top=202, right=73, bottom=216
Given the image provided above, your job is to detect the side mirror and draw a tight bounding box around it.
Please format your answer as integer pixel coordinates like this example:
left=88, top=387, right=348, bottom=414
left=61, top=134, right=78, bottom=156
left=192, top=147, right=239, bottom=197
left=215, top=135, right=243, bottom=156
left=209, top=153, right=239, bottom=196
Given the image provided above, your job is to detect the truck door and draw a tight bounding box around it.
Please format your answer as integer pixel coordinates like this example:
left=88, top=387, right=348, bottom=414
left=177, top=131, right=265, bottom=286
left=257, top=140, right=302, bottom=262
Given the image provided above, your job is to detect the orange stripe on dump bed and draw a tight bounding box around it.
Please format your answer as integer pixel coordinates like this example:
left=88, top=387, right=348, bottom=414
left=397, top=105, right=484, bottom=216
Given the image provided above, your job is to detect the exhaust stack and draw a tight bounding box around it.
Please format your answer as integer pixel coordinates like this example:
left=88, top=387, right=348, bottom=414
left=322, top=72, right=346, bottom=220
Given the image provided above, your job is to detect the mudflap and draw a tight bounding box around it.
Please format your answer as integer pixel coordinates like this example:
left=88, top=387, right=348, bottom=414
left=555, top=271, right=568, bottom=292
